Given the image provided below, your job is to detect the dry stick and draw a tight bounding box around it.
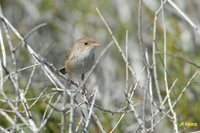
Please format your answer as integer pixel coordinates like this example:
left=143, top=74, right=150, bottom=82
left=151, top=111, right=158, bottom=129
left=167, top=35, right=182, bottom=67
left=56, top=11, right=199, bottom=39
left=145, top=79, right=176, bottom=123
left=29, top=88, right=48, bottom=109
left=39, top=94, right=62, bottom=131
left=94, top=104, right=133, bottom=114
left=0, top=7, right=6, bottom=67
left=0, top=111, right=19, bottom=131
left=20, top=89, right=37, bottom=131
left=68, top=95, right=74, bottom=133
left=2, top=20, right=21, bottom=132
left=128, top=67, right=145, bottom=103
left=125, top=30, right=129, bottom=93
left=0, top=61, right=20, bottom=131
left=26, top=91, right=56, bottom=102
left=137, top=3, right=152, bottom=126
left=84, top=87, right=98, bottom=131
left=156, top=52, right=200, bottom=68
left=147, top=70, right=198, bottom=131
left=142, top=74, right=147, bottom=131
left=61, top=112, right=66, bottom=133
left=0, top=28, right=6, bottom=67
left=1, top=15, right=69, bottom=132
left=161, top=0, right=178, bottom=132
left=1, top=15, right=68, bottom=93
left=3, top=14, right=44, bottom=133
left=145, top=50, right=154, bottom=132
left=24, top=64, right=37, bottom=95
left=49, top=97, right=87, bottom=114
left=91, top=113, right=106, bottom=133
left=0, top=61, right=3, bottom=91
left=0, top=126, right=9, bottom=133
left=1, top=13, right=72, bottom=132
left=108, top=31, right=129, bottom=133
left=137, top=0, right=148, bottom=66
left=0, top=62, right=37, bottom=132
left=172, top=70, right=199, bottom=109
left=110, top=113, right=125, bottom=133
left=1, top=15, right=67, bottom=94
left=75, top=117, right=83, bottom=132
left=167, top=0, right=200, bottom=33
left=151, top=0, right=174, bottom=126
left=1, top=62, right=38, bottom=131
left=151, top=0, right=193, bottom=125
left=110, top=30, right=129, bottom=133
left=96, top=8, right=136, bottom=77
left=24, top=23, right=47, bottom=40
left=126, top=67, right=146, bottom=130
left=13, top=23, right=47, bottom=51
left=96, top=8, right=175, bottom=130
left=2, top=63, right=39, bottom=81
left=0, top=109, right=16, bottom=113
left=62, top=67, right=69, bottom=133
left=147, top=79, right=177, bottom=132
left=152, top=1, right=166, bottom=106
left=96, top=7, right=148, bottom=130
left=0, top=87, right=52, bottom=105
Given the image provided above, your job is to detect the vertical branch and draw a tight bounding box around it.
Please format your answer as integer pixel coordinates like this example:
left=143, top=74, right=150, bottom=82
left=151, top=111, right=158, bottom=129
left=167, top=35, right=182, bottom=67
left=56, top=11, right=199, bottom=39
left=2, top=22, right=20, bottom=130
left=24, top=65, right=37, bottom=95
left=0, top=7, right=6, bottom=67
left=96, top=8, right=136, bottom=77
left=137, top=0, right=146, bottom=60
left=126, top=67, right=146, bottom=131
left=84, top=87, right=98, bottom=131
left=145, top=50, right=154, bottom=132
left=62, top=75, right=68, bottom=133
left=0, top=28, right=6, bottom=67
left=152, top=14, right=161, bottom=104
left=152, top=1, right=167, bottom=106
left=125, top=30, right=129, bottom=93
left=0, top=62, right=36, bottom=132
left=0, top=59, right=3, bottom=93
left=68, top=94, right=74, bottom=133
left=161, top=0, right=178, bottom=132
left=61, top=112, right=66, bottom=133
left=146, top=79, right=177, bottom=132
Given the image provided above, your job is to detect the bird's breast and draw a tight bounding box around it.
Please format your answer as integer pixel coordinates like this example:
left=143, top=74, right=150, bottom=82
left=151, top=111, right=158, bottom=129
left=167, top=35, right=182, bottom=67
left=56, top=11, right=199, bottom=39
left=66, top=49, right=95, bottom=74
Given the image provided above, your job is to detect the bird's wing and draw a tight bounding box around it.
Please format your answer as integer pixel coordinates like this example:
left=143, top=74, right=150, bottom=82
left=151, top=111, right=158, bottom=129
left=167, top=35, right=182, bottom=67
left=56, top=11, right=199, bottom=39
left=59, top=48, right=72, bottom=74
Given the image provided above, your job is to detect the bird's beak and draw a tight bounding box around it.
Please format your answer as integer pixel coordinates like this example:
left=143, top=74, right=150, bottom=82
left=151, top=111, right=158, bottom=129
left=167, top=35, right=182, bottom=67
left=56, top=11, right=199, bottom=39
left=93, top=43, right=100, bottom=47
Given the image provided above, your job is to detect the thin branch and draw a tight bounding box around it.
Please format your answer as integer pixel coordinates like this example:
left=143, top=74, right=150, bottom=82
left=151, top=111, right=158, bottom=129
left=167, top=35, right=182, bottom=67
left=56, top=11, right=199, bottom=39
left=167, top=0, right=200, bottom=33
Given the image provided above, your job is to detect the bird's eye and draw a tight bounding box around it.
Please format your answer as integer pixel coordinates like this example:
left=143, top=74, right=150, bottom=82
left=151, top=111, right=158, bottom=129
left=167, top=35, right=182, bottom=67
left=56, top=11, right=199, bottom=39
left=84, top=42, right=88, bottom=45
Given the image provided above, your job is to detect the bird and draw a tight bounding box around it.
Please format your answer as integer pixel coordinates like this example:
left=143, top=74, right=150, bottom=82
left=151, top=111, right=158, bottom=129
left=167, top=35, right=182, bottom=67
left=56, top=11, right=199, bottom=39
left=59, top=37, right=99, bottom=81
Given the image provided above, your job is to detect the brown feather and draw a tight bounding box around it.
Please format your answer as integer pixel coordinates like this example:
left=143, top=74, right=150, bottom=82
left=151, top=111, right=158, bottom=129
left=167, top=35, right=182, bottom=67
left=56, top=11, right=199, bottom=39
left=65, top=48, right=72, bottom=60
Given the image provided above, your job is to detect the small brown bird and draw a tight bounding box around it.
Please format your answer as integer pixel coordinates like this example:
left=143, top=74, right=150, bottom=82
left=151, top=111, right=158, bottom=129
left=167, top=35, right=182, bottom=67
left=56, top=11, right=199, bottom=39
left=60, top=37, right=99, bottom=81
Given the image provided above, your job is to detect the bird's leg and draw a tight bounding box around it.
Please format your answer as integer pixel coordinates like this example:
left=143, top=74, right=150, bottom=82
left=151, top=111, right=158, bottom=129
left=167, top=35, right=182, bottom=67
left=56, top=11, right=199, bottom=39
left=67, top=72, right=71, bottom=83
left=81, top=73, right=87, bottom=95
